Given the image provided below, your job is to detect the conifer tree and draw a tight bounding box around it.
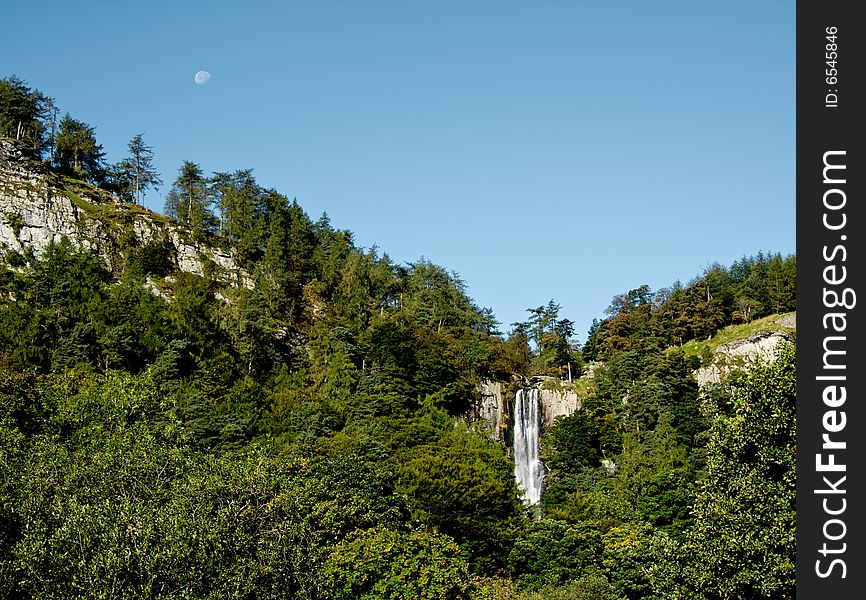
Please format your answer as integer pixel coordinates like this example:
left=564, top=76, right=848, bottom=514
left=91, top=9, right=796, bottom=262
left=55, top=114, right=106, bottom=183
left=116, top=134, right=161, bottom=205
left=164, top=161, right=215, bottom=239
left=0, top=75, right=51, bottom=153
left=210, top=169, right=265, bottom=263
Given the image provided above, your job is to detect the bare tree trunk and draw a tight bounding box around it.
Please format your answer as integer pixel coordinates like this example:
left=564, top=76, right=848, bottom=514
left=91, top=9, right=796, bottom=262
left=187, top=188, right=194, bottom=226
left=49, top=104, right=58, bottom=165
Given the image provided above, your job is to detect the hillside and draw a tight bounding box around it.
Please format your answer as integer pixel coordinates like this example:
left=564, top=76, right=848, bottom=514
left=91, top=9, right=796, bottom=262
left=684, top=312, right=795, bottom=387
left=0, top=137, right=248, bottom=287
left=679, top=312, right=795, bottom=359
left=0, top=127, right=796, bottom=599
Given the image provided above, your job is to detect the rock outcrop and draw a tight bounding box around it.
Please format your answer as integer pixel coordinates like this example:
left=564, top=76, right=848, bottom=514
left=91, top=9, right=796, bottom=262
left=538, top=385, right=581, bottom=429
left=466, top=377, right=584, bottom=442
left=694, top=326, right=794, bottom=387
left=0, top=137, right=250, bottom=287
left=527, top=376, right=583, bottom=429
left=465, top=380, right=508, bottom=441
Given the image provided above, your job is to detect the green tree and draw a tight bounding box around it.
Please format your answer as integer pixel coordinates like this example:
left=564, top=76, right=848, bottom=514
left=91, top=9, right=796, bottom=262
left=217, top=287, right=284, bottom=377
left=307, top=321, right=359, bottom=411
left=210, top=169, right=266, bottom=264
left=115, top=133, right=162, bottom=205
left=0, top=75, right=51, bottom=153
left=165, top=273, right=216, bottom=357
left=54, top=114, right=106, bottom=182
left=255, top=193, right=315, bottom=323
left=514, top=300, right=580, bottom=377
left=164, top=161, right=215, bottom=239
left=765, top=253, right=796, bottom=313
left=544, top=410, right=599, bottom=476
left=581, top=318, right=604, bottom=362
left=663, top=345, right=796, bottom=599
left=321, top=527, right=471, bottom=599
left=396, top=426, right=522, bottom=573
left=508, top=520, right=604, bottom=589
left=0, top=239, right=112, bottom=372
left=611, top=417, right=695, bottom=536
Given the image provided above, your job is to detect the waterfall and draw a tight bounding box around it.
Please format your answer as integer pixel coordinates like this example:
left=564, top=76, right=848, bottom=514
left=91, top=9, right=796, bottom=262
left=513, top=387, right=545, bottom=506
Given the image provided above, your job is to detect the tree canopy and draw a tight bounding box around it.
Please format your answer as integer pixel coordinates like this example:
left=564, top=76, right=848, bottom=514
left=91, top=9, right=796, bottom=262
left=0, top=74, right=797, bottom=600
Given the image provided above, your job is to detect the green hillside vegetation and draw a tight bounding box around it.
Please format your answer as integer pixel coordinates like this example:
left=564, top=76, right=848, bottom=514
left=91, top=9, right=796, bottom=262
left=678, top=312, right=795, bottom=358
left=1, top=75, right=796, bottom=599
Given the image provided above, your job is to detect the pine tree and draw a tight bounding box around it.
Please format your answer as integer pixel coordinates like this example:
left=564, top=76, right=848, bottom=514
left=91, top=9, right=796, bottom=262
left=55, top=114, right=105, bottom=183
left=117, top=134, right=161, bottom=205
left=0, top=75, right=51, bottom=154
left=164, top=161, right=215, bottom=239
left=210, top=169, right=265, bottom=263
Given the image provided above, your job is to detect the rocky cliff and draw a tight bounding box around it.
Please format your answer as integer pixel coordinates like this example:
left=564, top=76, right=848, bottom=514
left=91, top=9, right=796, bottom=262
left=693, top=314, right=796, bottom=387
left=538, top=384, right=582, bottom=429
left=466, top=377, right=584, bottom=443
left=465, top=380, right=509, bottom=441
left=0, top=138, right=250, bottom=286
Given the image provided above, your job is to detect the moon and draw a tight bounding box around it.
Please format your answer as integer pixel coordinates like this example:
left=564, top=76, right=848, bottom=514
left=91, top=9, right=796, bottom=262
left=194, top=71, right=211, bottom=85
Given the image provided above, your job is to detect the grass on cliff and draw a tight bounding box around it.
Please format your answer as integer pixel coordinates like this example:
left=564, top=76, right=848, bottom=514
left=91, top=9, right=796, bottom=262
left=538, top=376, right=595, bottom=398
left=678, top=312, right=795, bottom=358
left=61, top=178, right=169, bottom=220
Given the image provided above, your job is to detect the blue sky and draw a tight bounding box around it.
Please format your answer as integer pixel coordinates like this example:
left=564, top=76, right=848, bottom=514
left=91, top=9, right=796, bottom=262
left=2, top=1, right=794, bottom=339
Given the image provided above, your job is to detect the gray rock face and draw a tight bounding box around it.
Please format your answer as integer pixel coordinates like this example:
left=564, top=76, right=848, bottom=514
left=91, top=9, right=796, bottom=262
left=694, top=329, right=794, bottom=387
left=774, top=313, right=796, bottom=329
left=465, top=380, right=508, bottom=441
left=466, top=379, right=583, bottom=442
left=0, top=137, right=251, bottom=287
left=539, top=387, right=581, bottom=429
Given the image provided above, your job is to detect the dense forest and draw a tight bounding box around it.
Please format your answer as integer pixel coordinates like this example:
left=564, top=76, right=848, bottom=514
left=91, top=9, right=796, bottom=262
left=1, top=76, right=796, bottom=599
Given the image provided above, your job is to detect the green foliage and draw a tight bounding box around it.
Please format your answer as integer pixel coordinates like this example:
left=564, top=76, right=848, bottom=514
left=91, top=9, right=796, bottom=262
left=472, top=575, right=619, bottom=600
left=611, top=419, right=696, bottom=535
left=0, top=75, right=53, bottom=154
left=166, top=272, right=217, bottom=356
left=522, top=576, right=619, bottom=600
left=210, top=169, right=266, bottom=265
left=255, top=193, right=315, bottom=323
left=0, top=372, right=422, bottom=598
left=396, top=425, right=522, bottom=572
left=587, top=348, right=704, bottom=456
left=655, top=344, right=796, bottom=599
left=600, top=522, right=657, bottom=599
left=0, top=239, right=111, bottom=371
left=126, top=238, right=177, bottom=278
left=321, top=527, right=471, bottom=600
left=164, top=161, right=216, bottom=240
left=508, top=520, right=603, bottom=589
left=8, top=434, right=313, bottom=598
left=585, top=253, right=796, bottom=357
left=3, top=210, right=24, bottom=237
left=512, top=300, right=580, bottom=378
left=110, top=133, right=162, bottom=204
left=55, top=114, right=106, bottom=183
left=0, top=97, right=801, bottom=597
left=544, top=410, right=599, bottom=474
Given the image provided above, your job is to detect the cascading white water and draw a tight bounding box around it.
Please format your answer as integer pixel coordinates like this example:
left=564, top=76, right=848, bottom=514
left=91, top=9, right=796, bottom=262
left=513, top=388, right=545, bottom=506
